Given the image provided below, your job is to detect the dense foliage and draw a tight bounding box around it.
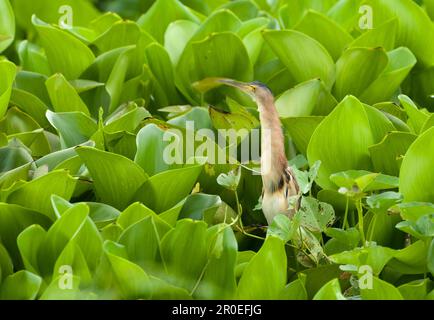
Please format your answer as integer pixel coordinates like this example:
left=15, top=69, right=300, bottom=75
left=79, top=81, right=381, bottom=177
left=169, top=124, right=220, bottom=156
left=0, top=0, right=433, bottom=300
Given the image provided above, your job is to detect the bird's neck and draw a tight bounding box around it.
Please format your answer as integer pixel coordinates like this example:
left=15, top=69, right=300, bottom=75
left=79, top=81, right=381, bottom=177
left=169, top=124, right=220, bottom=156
left=258, top=99, right=288, bottom=192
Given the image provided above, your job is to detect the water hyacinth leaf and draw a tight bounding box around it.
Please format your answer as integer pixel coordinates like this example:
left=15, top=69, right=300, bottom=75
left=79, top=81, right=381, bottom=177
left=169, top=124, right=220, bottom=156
left=388, top=240, right=429, bottom=274
left=360, top=277, right=404, bottom=300
left=93, top=21, right=143, bottom=54
left=350, top=18, right=397, bottom=51
left=398, top=279, right=431, bottom=300
left=0, top=243, right=13, bottom=282
left=76, top=147, right=149, bottom=210
left=104, top=103, right=150, bottom=134
left=45, top=73, right=90, bottom=115
left=237, top=236, right=287, bottom=299
left=118, top=214, right=171, bottom=273
left=103, top=241, right=152, bottom=299
left=279, top=278, right=308, bottom=300
left=360, top=48, right=417, bottom=105
left=275, top=79, right=336, bottom=118
left=334, top=47, right=388, bottom=101
left=281, top=116, right=324, bottom=155
left=0, top=271, right=41, bottom=300
left=145, top=42, right=181, bottom=106
left=38, top=204, right=89, bottom=277
left=365, top=0, right=434, bottom=67
left=399, top=95, right=429, bottom=134
left=134, top=164, right=203, bottom=213
left=0, top=0, right=15, bottom=53
left=178, top=193, right=222, bottom=220
left=195, top=225, right=238, bottom=299
left=0, top=60, right=16, bottom=118
left=160, top=220, right=208, bottom=292
left=190, top=9, right=242, bottom=43
left=137, top=0, right=200, bottom=43
left=399, top=127, right=434, bottom=202
left=46, top=111, right=97, bottom=148
left=32, top=16, right=95, bottom=79
left=17, top=225, right=46, bottom=275
left=312, top=278, right=346, bottom=300
left=369, top=132, right=417, bottom=176
left=177, top=32, right=253, bottom=103
left=263, top=30, right=335, bottom=89
left=294, top=10, right=353, bottom=61
left=164, top=20, right=199, bottom=66
left=307, top=96, right=375, bottom=190
left=5, top=170, right=77, bottom=221
left=0, top=203, right=51, bottom=267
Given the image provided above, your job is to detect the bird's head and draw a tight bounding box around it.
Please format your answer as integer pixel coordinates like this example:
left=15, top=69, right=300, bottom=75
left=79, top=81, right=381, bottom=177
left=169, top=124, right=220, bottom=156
left=217, top=79, right=274, bottom=107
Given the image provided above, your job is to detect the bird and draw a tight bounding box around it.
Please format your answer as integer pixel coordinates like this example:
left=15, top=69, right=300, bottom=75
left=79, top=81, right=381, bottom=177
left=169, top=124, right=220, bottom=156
left=217, top=79, right=301, bottom=225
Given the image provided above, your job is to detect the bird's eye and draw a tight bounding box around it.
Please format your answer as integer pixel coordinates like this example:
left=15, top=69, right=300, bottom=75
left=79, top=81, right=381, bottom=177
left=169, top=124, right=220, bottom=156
left=250, top=86, right=256, bottom=92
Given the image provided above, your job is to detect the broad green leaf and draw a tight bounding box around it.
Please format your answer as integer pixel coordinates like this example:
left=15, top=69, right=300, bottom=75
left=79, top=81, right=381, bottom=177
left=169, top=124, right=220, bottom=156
left=160, top=220, right=208, bottom=292
left=117, top=202, right=155, bottom=230
left=307, top=96, right=375, bottom=190
left=104, top=102, right=150, bottom=134
left=279, top=278, right=308, bottom=300
left=360, top=48, right=417, bottom=105
left=16, top=41, right=50, bottom=75
left=5, top=170, right=77, bottom=221
left=0, top=203, right=51, bottom=267
left=276, top=79, right=337, bottom=118
left=388, top=240, right=429, bottom=274
left=0, top=60, right=16, bottom=118
left=119, top=214, right=171, bottom=274
left=263, top=30, right=335, bottom=89
left=195, top=225, right=238, bottom=299
left=399, top=95, right=429, bottom=134
left=93, top=21, right=144, bottom=54
left=294, top=10, right=353, bottom=61
left=365, top=0, right=434, bottom=67
left=350, top=18, right=397, bottom=51
left=0, top=271, right=41, bottom=300
left=369, top=132, right=417, bottom=176
left=32, top=16, right=95, bottom=79
left=164, top=20, right=199, bottom=65
left=17, top=225, right=47, bottom=275
left=103, top=241, right=152, bottom=299
left=360, top=276, right=404, bottom=300
left=334, top=47, right=388, bottom=101
left=0, top=243, right=13, bottom=282
left=177, top=32, right=253, bottom=103
left=45, top=73, right=90, bottom=115
left=281, top=116, right=324, bottom=155
left=313, top=278, right=346, bottom=300
left=76, top=147, right=149, bottom=210
left=398, top=279, right=431, bottom=300
left=237, top=236, right=287, bottom=299
left=0, top=0, right=15, bottom=53
left=178, top=193, right=222, bottom=220
left=400, top=127, right=434, bottom=202
left=137, top=0, right=200, bottom=43
left=134, top=164, right=203, bottom=213
left=38, top=204, right=89, bottom=277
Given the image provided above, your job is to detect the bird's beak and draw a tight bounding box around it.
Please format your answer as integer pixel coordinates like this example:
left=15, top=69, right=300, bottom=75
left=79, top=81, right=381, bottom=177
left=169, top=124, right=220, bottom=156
left=217, top=79, right=255, bottom=96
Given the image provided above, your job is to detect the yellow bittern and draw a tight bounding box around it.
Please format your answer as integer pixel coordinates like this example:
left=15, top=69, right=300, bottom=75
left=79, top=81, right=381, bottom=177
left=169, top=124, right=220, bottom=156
left=218, top=79, right=300, bottom=224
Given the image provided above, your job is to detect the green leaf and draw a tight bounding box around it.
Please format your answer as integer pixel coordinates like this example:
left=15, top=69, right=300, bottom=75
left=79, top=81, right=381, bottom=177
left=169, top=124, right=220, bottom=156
left=360, top=277, right=404, bottom=300
left=177, top=32, right=253, bottom=103
left=294, top=10, right=353, bottom=61
left=350, top=18, right=397, bottom=51
left=164, top=20, right=199, bottom=65
left=0, top=243, right=13, bottom=282
left=46, top=73, right=90, bottom=115
left=400, top=127, right=434, bottom=202
left=137, top=0, right=200, bottom=43
left=307, top=96, right=375, bottom=190
left=5, top=170, right=77, bottom=221
left=76, top=146, right=149, bottom=210
left=160, top=220, right=208, bottom=292
left=237, top=236, right=287, bottom=299
left=216, top=168, right=241, bottom=191
left=134, top=164, right=203, bottom=213
left=313, top=278, right=346, bottom=300
left=279, top=278, right=308, bottom=300
left=32, top=16, right=95, bottom=79
left=369, top=132, right=417, bottom=176
left=276, top=79, right=337, bottom=118
left=17, top=225, right=47, bottom=275
left=0, top=0, right=15, bottom=53
left=103, top=241, right=152, bottom=299
left=0, top=60, right=16, bottom=118
left=281, top=116, right=324, bottom=155
left=360, top=48, right=417, bottom=105
left=333, top=47, right=388, bottom=101
left=398, top=279, right=431, bottom=300
left=0, top=271, right=42, bottom=300
left=93, top=21, right=143, bottom=54
left=399, top=95, right=429, bottom=134
left=263, top=30, right=335, bottom=89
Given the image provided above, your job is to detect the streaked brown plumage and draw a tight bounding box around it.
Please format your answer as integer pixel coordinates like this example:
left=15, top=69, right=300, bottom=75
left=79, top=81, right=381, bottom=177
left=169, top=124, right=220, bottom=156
left=218, top=79, right=300, bottom=224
